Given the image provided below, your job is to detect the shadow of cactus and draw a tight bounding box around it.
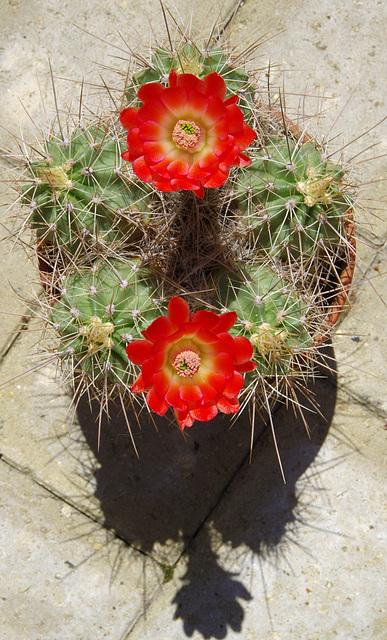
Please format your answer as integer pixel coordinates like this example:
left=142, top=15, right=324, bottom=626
left=77, top=346, right=337, bottom=638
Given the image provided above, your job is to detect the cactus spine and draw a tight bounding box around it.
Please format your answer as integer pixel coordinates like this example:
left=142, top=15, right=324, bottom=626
left=233, top=139, right=351, bottom=260
left=3, top=27, right=357, bottom=443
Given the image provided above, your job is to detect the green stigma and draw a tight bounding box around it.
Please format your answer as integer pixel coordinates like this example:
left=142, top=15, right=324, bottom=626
left=181, top=122, right=195, bottom=135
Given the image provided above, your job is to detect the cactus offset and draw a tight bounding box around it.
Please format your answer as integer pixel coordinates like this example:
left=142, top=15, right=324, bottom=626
left=213, top=263, right=314, bottom=379
left=126, top=44, right=256, bottom=116
left=23, top=125, right=152, bottom=261
left=233, top=139, right=351, bottom=260
left=50, top=259, right=165, bottom=390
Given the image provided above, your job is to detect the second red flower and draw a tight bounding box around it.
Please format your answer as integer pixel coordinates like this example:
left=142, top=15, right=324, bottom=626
left=126, top=297, right=256, bottom=429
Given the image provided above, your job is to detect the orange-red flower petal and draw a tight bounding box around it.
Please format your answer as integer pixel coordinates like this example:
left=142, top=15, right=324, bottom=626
left=120, top=70, right=256, bottom=197
left=126, top=297, right=256, bottom=429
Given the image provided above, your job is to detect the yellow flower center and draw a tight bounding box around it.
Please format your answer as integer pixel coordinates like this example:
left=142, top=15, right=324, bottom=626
left=172, top=120, right=202, bottom=150
left=173, top=349, right=201, bottom=377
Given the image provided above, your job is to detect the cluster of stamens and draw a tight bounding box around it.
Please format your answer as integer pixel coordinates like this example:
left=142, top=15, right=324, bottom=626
left=78, top=316, right=115, bottom=353
left=172, top=120, right=202, bottom=150
left=250, top=323, right=289, bottom=362
left=172, top=349, right=201, bottom=377
left=296, top=166, right=335, bottom=207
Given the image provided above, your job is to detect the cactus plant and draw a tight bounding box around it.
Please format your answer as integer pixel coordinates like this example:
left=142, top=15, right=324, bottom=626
left=126, top=44, right=256, bottom=117
left=213, top=263, right=314, bottom=379
left=233, top=138, right=352, bottom=261
left=50, top=258, right=165, bottom=390
left=22, top=124, right=153, bottom=260
left=1, top=27, right=358, bottom=445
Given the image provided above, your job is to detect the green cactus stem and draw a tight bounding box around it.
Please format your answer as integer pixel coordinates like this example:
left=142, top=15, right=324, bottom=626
left=23, top=125, right=152, bottom=258
left=213, top=263, right=314, bottom=378
left=49, top=259, right=164, bottom=387
left=233, top=138, right=352, bottom=260
left=126, top=43, right=256, bottom=116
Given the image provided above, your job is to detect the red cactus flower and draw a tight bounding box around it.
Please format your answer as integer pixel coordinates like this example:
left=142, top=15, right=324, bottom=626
left=126, top=297, right=256, bottom=429
left=120, top=69, right=256, bottom=198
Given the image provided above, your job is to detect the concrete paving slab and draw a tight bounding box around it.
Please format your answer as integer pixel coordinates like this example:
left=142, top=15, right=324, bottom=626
left=0, top=318, right=267, bottom=566
left=231, top=0, right=387, bottom=251
left=0, top=220, right=36, bottom=358
left=0, top=457, right=162, bottom=640
left=334, top=244, right=387, bottom=413
left=126, top=389, right=386, bottom=640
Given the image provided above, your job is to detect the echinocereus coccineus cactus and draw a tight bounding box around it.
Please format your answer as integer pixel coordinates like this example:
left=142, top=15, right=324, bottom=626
left=120, top=69, right=256, bottom=198
left=233, top=138, right=351, bottom=260
left=2, top=25, right=359, bottom=446
left=125, top=296, right=256, bottom=429
left=22, top=124, right=152, bottom=260
left=50, top=258, right=164, bottom=390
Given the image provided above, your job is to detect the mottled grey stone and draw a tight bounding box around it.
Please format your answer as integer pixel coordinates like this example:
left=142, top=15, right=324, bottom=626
left=126, top=392, right=387, bottom=640
left=0, top=319, right=266, bottom=567
left=0, top=458, right=162, bottom=640
left=335, top=246, right=387, bottom=412
left=0, top=1, right=386, bottom=639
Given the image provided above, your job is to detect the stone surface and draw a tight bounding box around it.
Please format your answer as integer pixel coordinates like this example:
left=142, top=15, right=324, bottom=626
left=127, top=390, right=387, bottom=640
left=0, top=1, right=386, bottom=639
left=0, top=189, right=39, bottom=358
left=334, top=243, right=387, bottom=412
left=0, top=320, right=266, bottom=566
left=0, top=457, right=162, bottom=640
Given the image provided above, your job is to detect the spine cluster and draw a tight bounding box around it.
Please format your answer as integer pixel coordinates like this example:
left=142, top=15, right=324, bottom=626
left=5, top=38, right=356, bottom=435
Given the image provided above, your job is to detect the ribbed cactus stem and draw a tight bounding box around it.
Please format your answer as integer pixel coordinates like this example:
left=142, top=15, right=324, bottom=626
left=233, top=138, right=351, bottom=260
left=126, top=44, right=256, bottom=116
left=22, top=124, right=153, bottom=260
left=50, top=259, right=165, bottom=389
left=213, top=263, right=314, bottom=378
